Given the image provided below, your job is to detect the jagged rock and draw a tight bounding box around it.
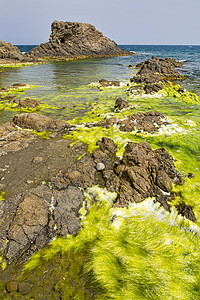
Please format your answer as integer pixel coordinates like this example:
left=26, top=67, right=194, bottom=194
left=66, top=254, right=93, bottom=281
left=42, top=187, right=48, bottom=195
left=128, top=56, right=183, bottom=95
left=9, top=98, right=41, bottom=109
left=176, top=203, right=196, bottom=222
left=114, top=98, right=130, bottom=110
left=13, top=113, right=72, bottom=132
left=27, top=21, right=131, bottom=59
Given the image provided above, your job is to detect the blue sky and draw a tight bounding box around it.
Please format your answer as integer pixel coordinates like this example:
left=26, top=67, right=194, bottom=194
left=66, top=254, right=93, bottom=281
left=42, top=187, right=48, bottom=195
left=1, top=0, right=200, bottom=45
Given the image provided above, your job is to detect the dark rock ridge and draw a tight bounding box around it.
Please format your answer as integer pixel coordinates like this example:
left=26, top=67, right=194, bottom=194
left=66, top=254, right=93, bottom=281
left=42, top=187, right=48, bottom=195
left=27, top=21, right=131, bottom=59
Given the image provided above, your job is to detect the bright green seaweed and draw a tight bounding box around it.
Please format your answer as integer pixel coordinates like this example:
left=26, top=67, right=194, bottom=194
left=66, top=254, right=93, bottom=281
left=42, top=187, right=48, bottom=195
left=23, top=187, right=200, bottom=299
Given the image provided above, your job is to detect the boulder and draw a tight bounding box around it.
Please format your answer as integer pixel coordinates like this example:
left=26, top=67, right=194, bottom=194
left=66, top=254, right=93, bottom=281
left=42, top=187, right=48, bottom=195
left=27, top=21, right=131, bottom=59
left=13, top=113, right=71, bottom=132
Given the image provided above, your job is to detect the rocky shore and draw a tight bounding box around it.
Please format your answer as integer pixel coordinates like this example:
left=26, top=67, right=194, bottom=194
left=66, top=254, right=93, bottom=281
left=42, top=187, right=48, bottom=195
left=0, top=54, right=199, bottom=299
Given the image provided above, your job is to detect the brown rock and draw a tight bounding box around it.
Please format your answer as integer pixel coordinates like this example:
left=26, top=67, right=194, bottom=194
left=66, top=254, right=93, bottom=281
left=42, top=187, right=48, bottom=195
left=114, top=98, right=130, bottom=110
left=18, top=282, right=32, bottom=295
left=13, top=113, right=71, bottom=132
left=6, top=281, right=18, bottom=293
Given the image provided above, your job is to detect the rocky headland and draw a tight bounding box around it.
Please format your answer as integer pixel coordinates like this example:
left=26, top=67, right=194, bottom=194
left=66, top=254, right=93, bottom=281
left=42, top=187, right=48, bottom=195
left=26, top=20, right=131, bottom=59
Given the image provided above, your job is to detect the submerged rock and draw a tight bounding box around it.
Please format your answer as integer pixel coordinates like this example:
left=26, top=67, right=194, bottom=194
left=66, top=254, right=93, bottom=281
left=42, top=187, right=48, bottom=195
left=27, top=21, right=131, bottom=59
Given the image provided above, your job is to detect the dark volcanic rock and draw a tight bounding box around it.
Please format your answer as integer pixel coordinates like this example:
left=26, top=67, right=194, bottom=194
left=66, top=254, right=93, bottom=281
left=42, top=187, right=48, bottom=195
left=114, top=98, right=130, bottom=110
left=0, top=40, right=24, bottom=61
left=27, top=21, right=131, bottom=59
left=13, top=113, right=72, bottom=132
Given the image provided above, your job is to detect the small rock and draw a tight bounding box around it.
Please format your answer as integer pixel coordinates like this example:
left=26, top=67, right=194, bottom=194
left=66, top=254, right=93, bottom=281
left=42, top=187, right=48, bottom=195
left=114, top=98, right=130, bottom=111
left=188, top=173, right=194, bottom=179
left=96, top=162, right=105, bottom=171
left=18, top=282, right=32, bottom=295
left=6, top=281, right=18, bottom=293
left=32, top=156, right=43, bottom=164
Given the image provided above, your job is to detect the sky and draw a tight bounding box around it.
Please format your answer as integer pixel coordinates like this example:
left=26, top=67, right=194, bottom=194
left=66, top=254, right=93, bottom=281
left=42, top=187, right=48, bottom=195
left=1, top=0, right=200, bottom=45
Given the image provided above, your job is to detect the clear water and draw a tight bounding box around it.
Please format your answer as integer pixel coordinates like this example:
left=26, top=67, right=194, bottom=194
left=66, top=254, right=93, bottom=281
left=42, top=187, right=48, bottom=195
left=1, top=45, right=200, bottom=124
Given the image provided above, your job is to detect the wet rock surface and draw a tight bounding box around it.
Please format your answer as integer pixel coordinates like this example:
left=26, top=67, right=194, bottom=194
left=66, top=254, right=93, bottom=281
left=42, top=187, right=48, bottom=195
left=27, top=21, right=131, bottom=59
left=86, top=111, right=168, bottom=134
left=0, top=122, right=36, bottom=156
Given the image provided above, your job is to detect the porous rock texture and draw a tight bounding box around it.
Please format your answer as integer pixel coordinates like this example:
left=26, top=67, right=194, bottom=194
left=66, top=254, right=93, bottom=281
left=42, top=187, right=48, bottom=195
left=27, top=21, right=130, bottom=58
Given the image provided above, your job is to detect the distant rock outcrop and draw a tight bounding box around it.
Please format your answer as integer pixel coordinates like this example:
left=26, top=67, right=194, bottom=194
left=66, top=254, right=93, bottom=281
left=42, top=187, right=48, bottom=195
left=27, top=21, right=131, bottom=59
left=0, top=40, right=24, bottom=61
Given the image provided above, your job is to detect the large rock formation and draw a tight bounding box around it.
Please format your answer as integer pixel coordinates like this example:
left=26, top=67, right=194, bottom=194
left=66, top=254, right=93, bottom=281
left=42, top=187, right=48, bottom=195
left=27, top=21, right=131, bottom=59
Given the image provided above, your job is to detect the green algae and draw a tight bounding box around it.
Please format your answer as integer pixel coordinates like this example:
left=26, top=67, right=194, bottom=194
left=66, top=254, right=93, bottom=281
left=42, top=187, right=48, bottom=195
left=22, top=186, right=200, bottom=299
left=0, top=62, right=45, bottom=68
left=161, top=82, right=200, bottom=104
left=0, top=192, right=6, bottom=201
